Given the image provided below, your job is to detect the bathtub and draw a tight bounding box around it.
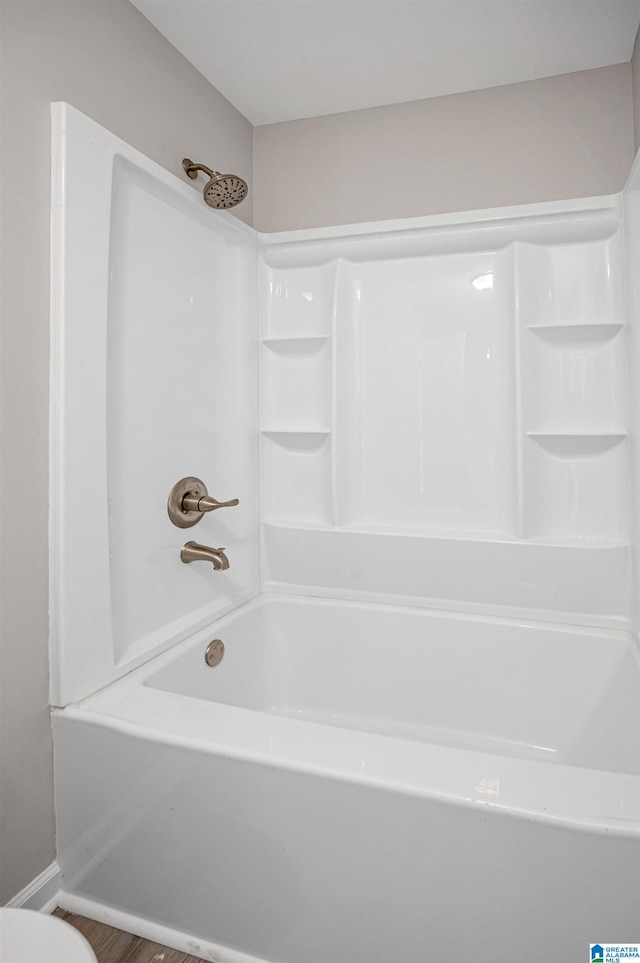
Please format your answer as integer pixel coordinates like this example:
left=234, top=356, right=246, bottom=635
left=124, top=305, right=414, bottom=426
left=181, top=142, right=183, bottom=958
left=53, top=595, right=640, bottom=963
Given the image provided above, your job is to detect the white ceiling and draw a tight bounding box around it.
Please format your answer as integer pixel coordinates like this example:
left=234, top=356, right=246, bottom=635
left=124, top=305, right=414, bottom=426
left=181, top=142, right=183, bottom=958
left=131, top=0, right=640, bottom=126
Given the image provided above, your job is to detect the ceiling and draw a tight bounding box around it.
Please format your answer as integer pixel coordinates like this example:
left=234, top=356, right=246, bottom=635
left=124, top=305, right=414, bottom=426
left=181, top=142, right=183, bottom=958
left=131, top=0, right=640, bottom=126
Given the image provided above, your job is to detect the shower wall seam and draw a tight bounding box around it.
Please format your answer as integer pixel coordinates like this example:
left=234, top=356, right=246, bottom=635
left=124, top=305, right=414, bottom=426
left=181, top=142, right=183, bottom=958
left=256, top=243, right=265, bottom=592
left=512, top=243, right=526, bottom=539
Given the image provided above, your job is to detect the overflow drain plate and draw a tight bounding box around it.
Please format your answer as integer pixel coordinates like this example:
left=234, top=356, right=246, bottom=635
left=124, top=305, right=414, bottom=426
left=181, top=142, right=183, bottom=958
left=205, top=639, right=225, bottom=668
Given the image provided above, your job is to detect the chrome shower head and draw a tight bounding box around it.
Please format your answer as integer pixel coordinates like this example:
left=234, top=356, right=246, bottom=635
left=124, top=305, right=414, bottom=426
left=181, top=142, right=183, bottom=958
left=182, top=158, right=248, bottom=210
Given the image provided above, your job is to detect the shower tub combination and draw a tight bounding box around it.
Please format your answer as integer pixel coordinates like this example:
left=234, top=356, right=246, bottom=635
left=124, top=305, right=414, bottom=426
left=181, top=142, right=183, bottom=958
left=51, top=104, right=640, bottom=963
left=55, top=596, right=640, bottom=963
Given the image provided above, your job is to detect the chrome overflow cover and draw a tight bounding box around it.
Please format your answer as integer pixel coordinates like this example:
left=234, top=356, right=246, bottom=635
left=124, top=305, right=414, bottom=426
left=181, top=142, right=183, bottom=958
left=205, top=639, right=225, bottom=668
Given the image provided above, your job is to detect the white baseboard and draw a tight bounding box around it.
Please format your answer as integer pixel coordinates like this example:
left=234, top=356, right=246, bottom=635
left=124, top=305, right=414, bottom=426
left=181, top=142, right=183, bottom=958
left=57, top=892, right=270, bottom=963
left=5, top=861, right=61, bottom=913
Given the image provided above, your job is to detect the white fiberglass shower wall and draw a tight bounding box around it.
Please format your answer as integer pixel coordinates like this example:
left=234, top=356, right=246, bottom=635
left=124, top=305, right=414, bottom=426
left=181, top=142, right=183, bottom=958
left=260, top=202, right=630, bottom=620
left=50, top=104, right=259, bottom=705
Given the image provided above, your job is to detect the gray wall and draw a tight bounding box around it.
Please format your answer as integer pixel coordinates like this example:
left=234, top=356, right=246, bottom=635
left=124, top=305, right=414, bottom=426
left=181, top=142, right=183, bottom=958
left=253, top=64, right=634, bottom=232
left=633, top=24, right=640, bottom=151
left=0, top=0, right=252, bottom=904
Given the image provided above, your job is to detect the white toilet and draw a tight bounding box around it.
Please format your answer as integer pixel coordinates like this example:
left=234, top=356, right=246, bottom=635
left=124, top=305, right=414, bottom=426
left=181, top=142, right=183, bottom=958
left=0, top=908, right=98, bottom=963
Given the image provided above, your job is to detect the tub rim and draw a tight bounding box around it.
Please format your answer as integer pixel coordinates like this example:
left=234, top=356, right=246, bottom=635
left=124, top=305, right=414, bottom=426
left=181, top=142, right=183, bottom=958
left=56, top=592, right=640, bottom=840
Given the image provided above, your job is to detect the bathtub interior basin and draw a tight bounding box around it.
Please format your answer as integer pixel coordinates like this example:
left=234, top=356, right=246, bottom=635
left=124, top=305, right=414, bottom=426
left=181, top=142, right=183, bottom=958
left=141, top=595, right=640, bottom=775
left=56, top=594, right=640, bottom=963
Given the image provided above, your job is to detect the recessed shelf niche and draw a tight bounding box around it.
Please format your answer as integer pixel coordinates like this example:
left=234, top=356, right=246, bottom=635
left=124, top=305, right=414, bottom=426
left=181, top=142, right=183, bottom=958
left=522, top=435, right=628, bottom=541
left=261, top=431, right=333, bottom=526
left=518, top=233, right=628, bottom=542
left=527, top=323, right=623, bottom=345
left=522, top=318, right=626, bottom=434
left=527, top=432, right=627, bottom=457
left=261, top=263, right=334, bottom=339
left=516, top=237, right=623, bottom=328
left=261, top=338, right=331, bottom=432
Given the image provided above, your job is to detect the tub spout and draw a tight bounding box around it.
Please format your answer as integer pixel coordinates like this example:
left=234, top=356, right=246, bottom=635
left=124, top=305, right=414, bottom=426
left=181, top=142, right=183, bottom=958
left=180, top=541, right=229, bottom=570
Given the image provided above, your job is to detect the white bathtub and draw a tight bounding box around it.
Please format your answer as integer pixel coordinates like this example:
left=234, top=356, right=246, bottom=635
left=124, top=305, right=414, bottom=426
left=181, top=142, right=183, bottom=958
left=53, top=595, right=640, bottom=963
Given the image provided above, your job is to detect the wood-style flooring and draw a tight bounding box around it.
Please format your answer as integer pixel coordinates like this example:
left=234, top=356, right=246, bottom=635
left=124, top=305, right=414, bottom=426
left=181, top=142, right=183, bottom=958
left=53, top=910, right=207, bottom=963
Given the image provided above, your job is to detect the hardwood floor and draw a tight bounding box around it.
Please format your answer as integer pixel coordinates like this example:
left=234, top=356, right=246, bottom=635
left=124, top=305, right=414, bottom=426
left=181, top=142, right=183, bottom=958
left=53, top=910, right=208, bottom=963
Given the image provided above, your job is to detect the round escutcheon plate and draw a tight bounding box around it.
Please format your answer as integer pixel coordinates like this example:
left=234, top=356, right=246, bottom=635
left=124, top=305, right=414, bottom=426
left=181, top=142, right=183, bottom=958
left=167, top=476, right=208, bottom=528
left=205, top=639, right=225, bottom=667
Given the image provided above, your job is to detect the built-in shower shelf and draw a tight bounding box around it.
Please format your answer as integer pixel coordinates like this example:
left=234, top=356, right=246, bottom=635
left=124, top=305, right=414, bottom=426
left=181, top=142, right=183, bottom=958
left=263, top=517, right=335, bottom=530
left=264, top=519, right=630, bottom=549
left=524, top=534, right=630, bottom=547
left=527, top=432, right=627, bottom=457
left=527, top=323, right=623, bottom=344
left=262, top=429, right=330, bottom=450
left=262, top=336, right=330, bottom=351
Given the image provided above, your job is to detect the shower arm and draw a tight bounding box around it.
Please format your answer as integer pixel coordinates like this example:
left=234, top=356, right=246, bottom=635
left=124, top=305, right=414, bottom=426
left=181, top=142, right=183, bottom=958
left=183, top=160, right=216, bottom=180
left=181, top=157, right=248, bottom=209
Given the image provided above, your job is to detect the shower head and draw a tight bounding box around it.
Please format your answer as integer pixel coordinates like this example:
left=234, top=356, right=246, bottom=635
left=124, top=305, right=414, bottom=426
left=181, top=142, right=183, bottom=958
left=182, top=158, right=248, bottom=210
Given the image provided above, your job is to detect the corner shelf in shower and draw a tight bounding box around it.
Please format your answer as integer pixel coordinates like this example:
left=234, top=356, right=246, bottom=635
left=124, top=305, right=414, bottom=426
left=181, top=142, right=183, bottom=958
left=526, top=323, right=623, bottom=345
left=262, top=429, right=331, bottom=449
left=524, top=533, right=630, bottom=547
left=262, top=517, right=335, bottom=530
left=527, top=432, right=627, bottom=457
left=261, top=336, right=330, bottom=351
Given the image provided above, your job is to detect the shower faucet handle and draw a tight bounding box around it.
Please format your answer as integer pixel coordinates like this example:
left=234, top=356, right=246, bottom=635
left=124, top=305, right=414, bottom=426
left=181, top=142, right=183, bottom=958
left=182, top=493, right=240, bottom=513
left=167, top=476, right=239, bottom=529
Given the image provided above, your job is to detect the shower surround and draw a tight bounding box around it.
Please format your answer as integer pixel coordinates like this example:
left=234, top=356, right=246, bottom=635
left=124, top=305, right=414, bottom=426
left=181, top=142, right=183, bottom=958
left=259, top=200, right=630, bottom=618
left=50, top=105, right=640, bottom=963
